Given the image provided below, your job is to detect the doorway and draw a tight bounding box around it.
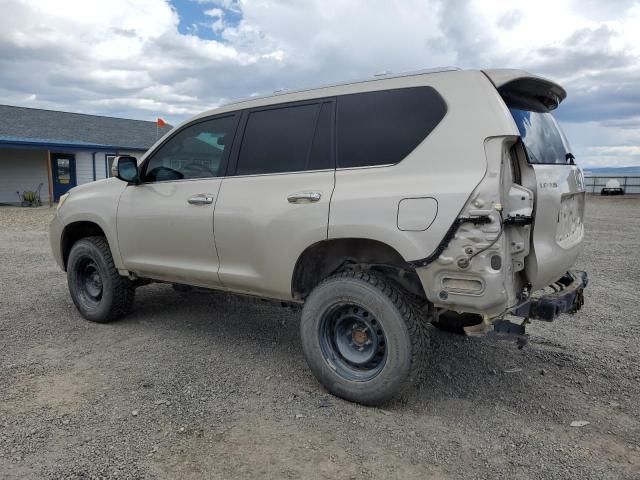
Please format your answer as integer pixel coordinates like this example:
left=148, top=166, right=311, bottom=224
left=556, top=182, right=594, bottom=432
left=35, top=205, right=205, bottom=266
left=51, top=153, right=76, bottom=201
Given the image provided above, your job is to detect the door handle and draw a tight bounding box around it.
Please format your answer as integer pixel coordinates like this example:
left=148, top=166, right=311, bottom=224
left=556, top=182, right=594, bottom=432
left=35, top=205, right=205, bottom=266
left=287, top=192, right=322, bottom=204
left=187, top=194, right=215, bottom=205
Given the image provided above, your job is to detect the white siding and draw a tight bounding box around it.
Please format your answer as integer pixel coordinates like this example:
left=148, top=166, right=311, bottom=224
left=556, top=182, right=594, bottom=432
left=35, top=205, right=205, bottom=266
left=0, top=148, right=146, bottom=204
left=76, top=150, right=144, bottom=185
left=0, top=148, right=50, bottom=204
left=75, top=151, right=95, bottom=185
left=97, top=152, right=110, bottom=180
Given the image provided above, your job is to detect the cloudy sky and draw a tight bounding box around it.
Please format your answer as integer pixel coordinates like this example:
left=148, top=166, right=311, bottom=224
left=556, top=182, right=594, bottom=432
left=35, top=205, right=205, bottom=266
left=1, top=0, right=639, bottom=168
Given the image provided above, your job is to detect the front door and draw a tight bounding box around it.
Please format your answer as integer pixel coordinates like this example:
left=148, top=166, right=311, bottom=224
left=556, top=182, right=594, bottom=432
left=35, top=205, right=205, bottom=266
left=51, top=153, right=76, bottom=201
left=117, top=114, right=239, bottom=287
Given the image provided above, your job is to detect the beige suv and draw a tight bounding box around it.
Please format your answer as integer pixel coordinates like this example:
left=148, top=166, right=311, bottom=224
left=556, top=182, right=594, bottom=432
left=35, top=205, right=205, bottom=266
left=50, top=68, right=588, bottom=405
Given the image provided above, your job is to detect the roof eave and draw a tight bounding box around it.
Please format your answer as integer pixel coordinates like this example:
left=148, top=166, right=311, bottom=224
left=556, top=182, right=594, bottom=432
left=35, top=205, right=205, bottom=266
left=0, top=138, right=149, bottom=152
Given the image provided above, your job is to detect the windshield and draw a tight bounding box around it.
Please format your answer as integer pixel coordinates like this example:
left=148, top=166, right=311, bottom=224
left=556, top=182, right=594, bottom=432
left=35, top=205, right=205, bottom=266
left=510, top=108, right=571, bottom=164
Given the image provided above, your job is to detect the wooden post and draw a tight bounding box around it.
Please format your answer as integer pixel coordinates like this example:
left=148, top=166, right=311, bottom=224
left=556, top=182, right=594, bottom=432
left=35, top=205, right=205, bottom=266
left=46, top=150, right=53, bottom=207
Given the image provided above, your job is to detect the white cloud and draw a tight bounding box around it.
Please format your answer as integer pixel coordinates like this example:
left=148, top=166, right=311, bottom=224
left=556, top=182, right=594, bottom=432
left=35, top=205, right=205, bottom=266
left=204, top=7, right=226, bottom=31
left=0, top=0, right=639, bottom=166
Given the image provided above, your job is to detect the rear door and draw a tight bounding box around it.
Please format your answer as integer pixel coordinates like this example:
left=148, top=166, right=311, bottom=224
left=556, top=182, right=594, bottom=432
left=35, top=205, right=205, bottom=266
left=214, top=100, right=335, bottom=299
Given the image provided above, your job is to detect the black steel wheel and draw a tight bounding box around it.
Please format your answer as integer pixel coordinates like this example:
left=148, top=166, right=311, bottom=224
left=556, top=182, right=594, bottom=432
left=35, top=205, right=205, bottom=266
left=73, top=256, right=104, bottom=310
left=319, top=303, right=387, bottom=382
left=67, top=236, right=135, bottom=323
left=301, top=271, right=428, bottom=405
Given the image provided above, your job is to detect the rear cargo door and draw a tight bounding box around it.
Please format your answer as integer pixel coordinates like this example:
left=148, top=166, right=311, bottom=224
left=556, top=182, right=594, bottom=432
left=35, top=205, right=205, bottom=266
left=524, top=164, right=585, bottom=290
left=484, top=70, right=586, bottom=290
left=510, top=108, right=586, bottom=290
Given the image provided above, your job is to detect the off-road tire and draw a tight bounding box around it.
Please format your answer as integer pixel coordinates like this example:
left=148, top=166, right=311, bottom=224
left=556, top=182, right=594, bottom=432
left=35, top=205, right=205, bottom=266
left=67, top=236, right=135, bottom=323
left=300, top=271, right=429, bottom=405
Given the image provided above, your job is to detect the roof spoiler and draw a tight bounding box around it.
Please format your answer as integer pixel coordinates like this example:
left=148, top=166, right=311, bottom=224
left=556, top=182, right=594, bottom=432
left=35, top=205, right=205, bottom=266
left=482, top=69, right=566, bottom=112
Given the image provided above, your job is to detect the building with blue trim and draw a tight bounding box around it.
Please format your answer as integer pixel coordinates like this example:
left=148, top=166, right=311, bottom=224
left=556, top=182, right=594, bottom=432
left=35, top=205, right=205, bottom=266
left=0, top=104, right=172, bottom=204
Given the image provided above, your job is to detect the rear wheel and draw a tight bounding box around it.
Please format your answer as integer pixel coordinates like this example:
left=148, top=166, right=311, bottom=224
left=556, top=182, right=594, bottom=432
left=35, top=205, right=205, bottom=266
left=300, top=271, right=428, bottom=405
left=67, top=236, right=135, bottom=323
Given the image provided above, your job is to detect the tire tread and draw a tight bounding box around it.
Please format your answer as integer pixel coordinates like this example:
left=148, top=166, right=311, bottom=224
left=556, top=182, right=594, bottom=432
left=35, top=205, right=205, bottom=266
left=313, top=270, right=429, bottom=401
left=69, top=236, right=134, bottom=323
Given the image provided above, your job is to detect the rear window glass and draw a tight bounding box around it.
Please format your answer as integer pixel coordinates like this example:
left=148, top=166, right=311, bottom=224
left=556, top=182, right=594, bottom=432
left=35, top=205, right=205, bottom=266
left=337, top=86, right=447, bottom=168
left=510, top=108, right=570, bottom=165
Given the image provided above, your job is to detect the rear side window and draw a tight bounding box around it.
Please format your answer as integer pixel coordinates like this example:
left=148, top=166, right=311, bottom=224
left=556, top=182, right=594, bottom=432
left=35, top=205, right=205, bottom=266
left=236, top=102, right=332, bottom=175
left=337, top=86, right=447, bottom=168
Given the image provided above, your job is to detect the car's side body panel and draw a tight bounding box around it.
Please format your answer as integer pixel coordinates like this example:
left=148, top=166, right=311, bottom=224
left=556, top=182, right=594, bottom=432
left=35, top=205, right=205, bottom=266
left=54, top=178, right=127, bottom=269
left=214, top=171, right=335, bottom=299
left=116, top=178, right=224, bottom=288
left=329, top=70, right=518, bottom=262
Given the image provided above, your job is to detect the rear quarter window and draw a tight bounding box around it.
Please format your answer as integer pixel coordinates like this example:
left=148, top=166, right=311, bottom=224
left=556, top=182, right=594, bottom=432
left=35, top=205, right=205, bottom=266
left=337, top=86, right=447, bottom=168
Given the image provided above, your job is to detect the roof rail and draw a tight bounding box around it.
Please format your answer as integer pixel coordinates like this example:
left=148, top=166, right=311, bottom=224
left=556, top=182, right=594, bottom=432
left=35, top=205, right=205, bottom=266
left=222, top=67, right=460, bottom=107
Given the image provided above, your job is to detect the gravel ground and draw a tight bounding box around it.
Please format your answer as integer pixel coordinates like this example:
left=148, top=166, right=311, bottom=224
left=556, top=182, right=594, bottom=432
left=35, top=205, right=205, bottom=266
left=0, top=197, right=639, bottom=480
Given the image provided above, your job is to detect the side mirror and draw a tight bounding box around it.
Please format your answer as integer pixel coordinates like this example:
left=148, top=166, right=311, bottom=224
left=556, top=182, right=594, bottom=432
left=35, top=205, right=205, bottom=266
left=112, top=156, right=139, bottom=183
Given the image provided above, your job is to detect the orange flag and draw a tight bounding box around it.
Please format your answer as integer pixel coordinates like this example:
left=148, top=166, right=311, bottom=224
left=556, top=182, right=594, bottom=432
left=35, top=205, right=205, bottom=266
left=157, top=117, right=167, bottom=128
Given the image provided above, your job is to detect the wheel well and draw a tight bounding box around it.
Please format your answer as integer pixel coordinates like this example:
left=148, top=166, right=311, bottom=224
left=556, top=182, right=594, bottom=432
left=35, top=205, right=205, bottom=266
left=61, top=221, right=107, bottom=270
left=292, top=238, right=426, bottom=300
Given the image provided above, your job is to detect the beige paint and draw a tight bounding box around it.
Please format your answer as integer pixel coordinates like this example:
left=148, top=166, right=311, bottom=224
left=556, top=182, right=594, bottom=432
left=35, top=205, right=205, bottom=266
left=52, top=178, right=127, bottom=269
left=49, top=68, right=585, bottom=318
left=328, top=70, right=517, bottom=262
left=214, top=170, right=334, bottom=299
left=520, top=164, right=585, bottom=290
left=117, top=179, right=224, bottom=288
left=397, top=198, right=438, bottom=231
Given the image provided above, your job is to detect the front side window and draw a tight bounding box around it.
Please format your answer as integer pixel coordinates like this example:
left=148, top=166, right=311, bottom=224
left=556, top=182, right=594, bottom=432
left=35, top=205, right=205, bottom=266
left=337, top=86, right=447, bottom=168
left=510, top=108, right=571, bottom=165
left=143, top=115, right=236, bottom=182
left=236, top=102, right=332, bottom=175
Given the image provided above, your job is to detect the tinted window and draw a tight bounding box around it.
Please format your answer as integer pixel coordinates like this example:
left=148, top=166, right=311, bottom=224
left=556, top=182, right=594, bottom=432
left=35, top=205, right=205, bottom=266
left=237, top=103, right=323, bottom=175
left=337, top=86, right=447, bottom=168
left=143, top=115, right=236, bottom=182
left=510, top=108, right=570, bottom=164
left=308, top=102, right=333, bottom=170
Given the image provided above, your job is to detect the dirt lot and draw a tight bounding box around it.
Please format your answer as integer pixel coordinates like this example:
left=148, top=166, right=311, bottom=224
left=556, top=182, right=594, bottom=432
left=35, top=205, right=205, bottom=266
left=1, top=196, right=639, bottom=479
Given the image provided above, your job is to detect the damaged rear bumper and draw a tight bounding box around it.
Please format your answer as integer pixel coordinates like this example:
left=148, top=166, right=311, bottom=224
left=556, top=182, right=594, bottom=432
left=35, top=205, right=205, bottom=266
left=512, top=270, right=588, bottom=321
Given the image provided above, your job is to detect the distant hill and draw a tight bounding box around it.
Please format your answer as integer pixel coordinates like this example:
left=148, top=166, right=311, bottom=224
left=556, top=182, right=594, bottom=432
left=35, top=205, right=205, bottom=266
left=583, top=166, right=640, bottom=176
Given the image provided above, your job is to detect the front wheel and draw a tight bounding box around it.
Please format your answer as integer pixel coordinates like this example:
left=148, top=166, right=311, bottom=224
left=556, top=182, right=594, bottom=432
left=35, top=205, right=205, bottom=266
left=300, top=271, right=428, bottom=405
left=67, top=236, right=135, bottom=323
